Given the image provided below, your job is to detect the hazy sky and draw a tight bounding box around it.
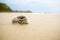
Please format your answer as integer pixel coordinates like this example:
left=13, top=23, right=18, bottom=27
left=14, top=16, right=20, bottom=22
left=0, top=0, right=60, bottom=13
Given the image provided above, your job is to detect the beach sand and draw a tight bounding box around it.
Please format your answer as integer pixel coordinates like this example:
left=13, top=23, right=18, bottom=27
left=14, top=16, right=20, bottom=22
left=0, top=13, right=60, bottom=40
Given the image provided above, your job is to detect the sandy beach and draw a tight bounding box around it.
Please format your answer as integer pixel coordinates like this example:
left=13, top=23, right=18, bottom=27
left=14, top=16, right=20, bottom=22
left=0, top=13, right=60, bottom=40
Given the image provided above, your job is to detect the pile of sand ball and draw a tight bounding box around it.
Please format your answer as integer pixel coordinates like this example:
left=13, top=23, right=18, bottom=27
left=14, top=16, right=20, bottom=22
left=12, top=15, right=28, bottom=25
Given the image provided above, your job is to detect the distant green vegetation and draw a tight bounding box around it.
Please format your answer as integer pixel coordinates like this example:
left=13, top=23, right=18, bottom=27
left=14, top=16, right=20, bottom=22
left=0, top=2, right=32, bottom=13
left=0, top=2, right=12, bottom=12
left=15, top=10, right=32, bottom=13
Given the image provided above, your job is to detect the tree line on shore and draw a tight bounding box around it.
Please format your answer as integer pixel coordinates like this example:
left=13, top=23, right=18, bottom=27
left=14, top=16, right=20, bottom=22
left=0, top=2, right=32, bottom=13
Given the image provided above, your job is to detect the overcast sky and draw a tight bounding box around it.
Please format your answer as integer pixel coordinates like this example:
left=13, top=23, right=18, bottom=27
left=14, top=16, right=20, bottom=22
left=0, top=0, right=60, bottom=13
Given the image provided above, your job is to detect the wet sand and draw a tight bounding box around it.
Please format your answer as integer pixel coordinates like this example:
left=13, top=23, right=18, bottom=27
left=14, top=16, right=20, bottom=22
left=0, top=13, right=60, bottom=40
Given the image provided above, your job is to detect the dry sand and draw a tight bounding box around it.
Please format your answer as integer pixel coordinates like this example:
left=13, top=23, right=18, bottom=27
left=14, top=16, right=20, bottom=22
left=0, top=13, right=60, bottom=40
